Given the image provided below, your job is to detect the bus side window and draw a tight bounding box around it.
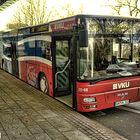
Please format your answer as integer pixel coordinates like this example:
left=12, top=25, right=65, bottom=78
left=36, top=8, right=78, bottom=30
left=42, top=41, right=51, bottom=60
left=3, top=46, right=12, bottom=58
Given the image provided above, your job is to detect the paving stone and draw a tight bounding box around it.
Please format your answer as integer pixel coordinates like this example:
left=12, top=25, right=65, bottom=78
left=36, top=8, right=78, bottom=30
left=23, top=97, right=35, bottom=101
left=51, top=137, right=68, bottom=140
left=38, top=109, right=58, bottom=119
left=29, top=102, right=47, bottom=111
left=63, top=130, right=91, bottom=140
left=34, top=133, right=51, bottom=140
left=0, top=109, right=14, bottom=115
left=23, top=108, right=38, bottom=116
left=1, top=124, right=34, bottom=140
left=47, top=116, right=75, bottom=132
left=0, top=135, right=10, bottom=140
left=12, top=109, right=26, bottom=117
left=15, top=100, right=26, bottom=105
left=1, top=89, right=11, bottom=94
left=0, top=100, right=6, bottom=106
left=18, top=104, right=31, bottom=109
left=1, top=114, right=24, bottom=127
left=27, top=125, right=44, bottom=134
left=0, top=125, right=4, bottom=131
left=19, top=115, right=37, bottom=126
left=8, top=94, right=20, bottom=101
left=2, top=122, right=25, bottom=133
left=11, top=97, right=21, bottom=102
left=0, top=105, right=10, bottom=110
left=38, top=121, right=54, bottom=130
left=44, top=128, right=67, bottom=140
left=8, top=104, right=21, bottom=110
left=30, top=114, right=46, bottom=122
left=0, top=130, right=7, bottom=136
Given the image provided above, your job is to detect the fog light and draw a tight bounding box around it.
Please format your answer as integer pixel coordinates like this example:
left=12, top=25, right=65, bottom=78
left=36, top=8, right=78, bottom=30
left=83, top=97, right=96, bottom=103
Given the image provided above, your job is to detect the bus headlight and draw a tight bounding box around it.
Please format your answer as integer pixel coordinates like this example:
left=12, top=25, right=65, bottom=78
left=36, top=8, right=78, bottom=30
left=83, top=97, right=96, bottom=103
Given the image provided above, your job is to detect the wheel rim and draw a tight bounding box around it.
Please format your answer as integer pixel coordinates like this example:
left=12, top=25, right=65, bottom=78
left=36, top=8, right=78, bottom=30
left=40, top=76, right=48, bottom=94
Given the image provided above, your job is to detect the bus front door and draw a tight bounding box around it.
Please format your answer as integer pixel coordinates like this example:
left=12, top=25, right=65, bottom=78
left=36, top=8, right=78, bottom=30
left=53, top=38, right=73, bottom=107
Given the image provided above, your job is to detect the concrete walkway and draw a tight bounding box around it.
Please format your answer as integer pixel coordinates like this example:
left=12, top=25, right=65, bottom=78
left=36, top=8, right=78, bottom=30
left=0, top=69, right=127, bottom=140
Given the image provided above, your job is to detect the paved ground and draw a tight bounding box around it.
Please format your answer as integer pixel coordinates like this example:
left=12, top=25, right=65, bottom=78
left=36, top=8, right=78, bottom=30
left=125, top=102, right=140, bottom=111
left=0, top=69, right=127, bottom=140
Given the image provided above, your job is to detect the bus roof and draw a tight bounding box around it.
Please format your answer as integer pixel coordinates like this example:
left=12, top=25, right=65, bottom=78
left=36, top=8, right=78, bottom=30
left=83, top=14, right=138, bottom=19
left=1, top=14, right=140, bottom=36
left=48, top=14, right=140, bottom=25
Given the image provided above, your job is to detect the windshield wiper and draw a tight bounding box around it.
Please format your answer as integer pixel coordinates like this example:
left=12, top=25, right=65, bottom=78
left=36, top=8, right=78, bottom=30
left=89, top=75, right=120, bottom=84
left=89, top=70, right=140, bottom=85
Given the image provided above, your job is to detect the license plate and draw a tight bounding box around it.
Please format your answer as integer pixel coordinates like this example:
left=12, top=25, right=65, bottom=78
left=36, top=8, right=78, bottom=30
left=115, top=100, right=129, bottom=107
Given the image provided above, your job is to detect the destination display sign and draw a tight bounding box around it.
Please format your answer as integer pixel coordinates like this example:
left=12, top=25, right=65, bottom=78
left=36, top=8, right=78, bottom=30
left=30, top=24, right=49, bottom=33
left=50, top=17, right=76, bottom=32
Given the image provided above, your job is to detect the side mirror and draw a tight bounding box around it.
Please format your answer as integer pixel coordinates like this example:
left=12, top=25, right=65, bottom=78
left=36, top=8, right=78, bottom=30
left=79, top=30, right=88, bottom=47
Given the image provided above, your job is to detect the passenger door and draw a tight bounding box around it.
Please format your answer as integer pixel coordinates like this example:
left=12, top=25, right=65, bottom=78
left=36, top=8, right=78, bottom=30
left=53, top=37, right=71, bottom=96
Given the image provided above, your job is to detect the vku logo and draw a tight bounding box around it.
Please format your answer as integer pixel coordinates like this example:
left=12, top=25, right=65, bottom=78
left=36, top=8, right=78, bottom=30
left=113, top=81, right=130, bottom=90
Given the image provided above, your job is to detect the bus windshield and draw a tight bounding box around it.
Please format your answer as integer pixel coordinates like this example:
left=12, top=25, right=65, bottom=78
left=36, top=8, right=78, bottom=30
left=77, top=17, right=140, bottom=81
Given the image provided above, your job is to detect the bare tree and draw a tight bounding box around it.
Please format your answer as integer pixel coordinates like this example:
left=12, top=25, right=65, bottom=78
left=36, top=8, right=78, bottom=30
left=108, top=0, right=140, bottom=16
left=6, top=0, right=56, bottom=29
left=6, top=1, right=84, bottom=30
left=60, top=3, right=84, bottom=18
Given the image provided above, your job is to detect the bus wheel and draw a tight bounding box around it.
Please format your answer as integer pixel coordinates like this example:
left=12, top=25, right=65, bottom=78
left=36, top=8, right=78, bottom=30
left=2, top=59, right=4, bottom=69
left=39, top=74, right=49, bottom=94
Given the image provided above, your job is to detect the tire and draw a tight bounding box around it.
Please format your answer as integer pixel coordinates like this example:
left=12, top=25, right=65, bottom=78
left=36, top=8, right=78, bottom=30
left=39, top=74, right=49, bottom=94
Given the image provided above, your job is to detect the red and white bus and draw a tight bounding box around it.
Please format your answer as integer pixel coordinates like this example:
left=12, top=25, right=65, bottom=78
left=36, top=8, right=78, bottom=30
left=0, top=15, right=140, bottom=112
